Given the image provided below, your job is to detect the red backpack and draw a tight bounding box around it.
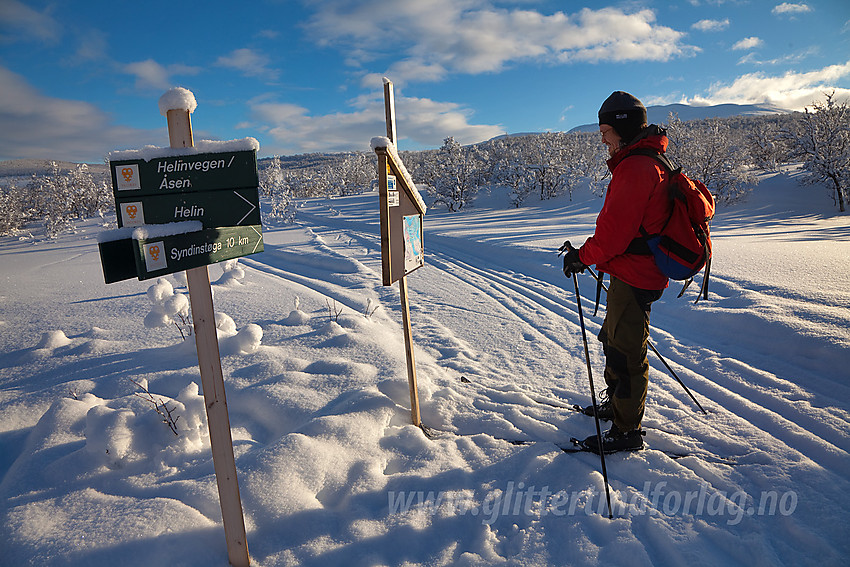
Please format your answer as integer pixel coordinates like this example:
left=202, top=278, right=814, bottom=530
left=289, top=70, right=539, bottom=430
left=626, top=149, right=715, bottom=302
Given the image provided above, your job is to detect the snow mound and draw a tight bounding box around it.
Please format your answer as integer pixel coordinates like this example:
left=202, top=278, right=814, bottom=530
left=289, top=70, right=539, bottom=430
left=35, top=330, right=72, bottom=350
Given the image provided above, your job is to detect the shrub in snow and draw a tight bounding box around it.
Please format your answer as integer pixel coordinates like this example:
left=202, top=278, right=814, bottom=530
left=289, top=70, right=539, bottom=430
left=215, top=311, right=237, bottom=334
left=233, top=323, right=263, bottom=354
left=215, top=259, right=246, bottom=286
left=131, top=378, right=181, bottom=436
left=144, top=278, right=191, bottom=338
left=282, top=296, right=311, bottom=325
left=0, top=180, right=26, bottom=235
left=84, top=382, right=209, bottom=469
left=220, top=323, right=263, bottom=355
left=422, top=136, right=483, bottom=211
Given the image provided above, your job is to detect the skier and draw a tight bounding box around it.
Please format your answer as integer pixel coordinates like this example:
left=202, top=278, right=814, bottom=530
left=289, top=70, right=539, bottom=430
left=562, top=91, right=672, bottom=453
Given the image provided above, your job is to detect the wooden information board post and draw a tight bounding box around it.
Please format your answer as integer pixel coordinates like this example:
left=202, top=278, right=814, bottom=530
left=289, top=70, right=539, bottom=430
left=98, top=90, right=252, bottom=567
left=373, top=79, right=427, bottom=428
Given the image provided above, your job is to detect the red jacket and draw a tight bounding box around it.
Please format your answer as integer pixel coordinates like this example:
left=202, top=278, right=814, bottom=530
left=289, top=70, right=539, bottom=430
left=579, top=130, right=672, bottom=291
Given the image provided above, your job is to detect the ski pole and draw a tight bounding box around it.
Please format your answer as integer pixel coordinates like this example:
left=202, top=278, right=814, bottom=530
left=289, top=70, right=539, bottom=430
left=585, top=267, right=707, bottom=415
left=573, top=272, right=613, bottom=520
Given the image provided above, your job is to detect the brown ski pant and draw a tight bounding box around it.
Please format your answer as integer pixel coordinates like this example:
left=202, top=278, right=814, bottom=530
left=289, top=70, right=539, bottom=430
left=598, top=277, right=663, bottom=432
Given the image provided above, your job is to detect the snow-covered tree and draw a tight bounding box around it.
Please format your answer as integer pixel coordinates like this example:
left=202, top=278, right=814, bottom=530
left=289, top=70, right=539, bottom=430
left=426, top=137, right=482, bottom=211
left=490, top=137, right=537, bottom=207
left=260, top=156, right=296, bottom=222
left=323, top=152, right=376, bottom=196
left=0, top=181, right=25, bottom=235
left=7, top=162, right=111, bottom=237
left=781, top=92, right=849, bottom=212
left=666, top=115, right=759, bottom=205
left=744, top=117, right=794, bottom=173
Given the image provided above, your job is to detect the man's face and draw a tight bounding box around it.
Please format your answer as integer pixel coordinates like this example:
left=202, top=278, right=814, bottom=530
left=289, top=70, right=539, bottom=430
left=600, top=124, right=621, bottom=157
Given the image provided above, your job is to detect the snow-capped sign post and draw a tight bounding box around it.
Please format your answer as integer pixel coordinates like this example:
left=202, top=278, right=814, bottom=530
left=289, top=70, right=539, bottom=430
left=100, top=98, right=263, bottom=283
left=372, top=78, right=427, bottom=428
left=99, top=88, right=251, bottom=567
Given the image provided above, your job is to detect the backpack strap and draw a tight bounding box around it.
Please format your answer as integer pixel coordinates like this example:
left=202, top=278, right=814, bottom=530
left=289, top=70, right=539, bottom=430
left=593, top=271, right=605, bottom=316
left=623, top=148, right=677, bottom=255
left=697, top=249, right=711, bottom=303
left=626, top=147, right=678, bottom=174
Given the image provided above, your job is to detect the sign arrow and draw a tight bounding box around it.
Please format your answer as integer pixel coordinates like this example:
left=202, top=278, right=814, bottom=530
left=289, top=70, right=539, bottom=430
left=235, top=190, right=257, bottom=226
left=115, top=187, right=261, bottom=229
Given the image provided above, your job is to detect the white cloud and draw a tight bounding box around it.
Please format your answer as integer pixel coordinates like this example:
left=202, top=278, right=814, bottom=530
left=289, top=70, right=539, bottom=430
left=692, top=18, right=730, bottom=32
left=246, top=91, right=503, bottom=154
left=740, top=46, right=820, bottom=66
left=70, top=29, right=109, bottom=64
left=215, top=48, right=279, bottom=80
left=732, top=37, right=763, bottom=50
left=0, top=65, right=161, bottom=162
left=684, top=60, right=850, bottom=110
left=124, top=59, right=201, bottom=91
left=772, top=3, right=812, bottom=16
left=304, top=2, right=698, bottom=86
left=0, top=0, right=61, bottom=43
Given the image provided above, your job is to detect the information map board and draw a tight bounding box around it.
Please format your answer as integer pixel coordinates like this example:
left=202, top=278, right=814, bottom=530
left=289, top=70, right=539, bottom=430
left=376, top=148, right=426, bottom=286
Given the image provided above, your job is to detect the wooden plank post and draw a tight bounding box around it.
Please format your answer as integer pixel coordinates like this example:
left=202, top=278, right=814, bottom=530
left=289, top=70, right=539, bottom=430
left=165, top=108, right=250, bottom=567
left=398, top=275, right=422, bottom=427
left=382, top=79, right=422, bottom=428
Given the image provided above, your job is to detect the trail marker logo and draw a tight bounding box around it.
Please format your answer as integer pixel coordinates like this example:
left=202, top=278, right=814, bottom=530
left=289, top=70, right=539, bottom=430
left=121, top=201, right=144, bottom=226
left=115, top=164, right=141, bottom=191
left=143, top=241, right=167, bottom=272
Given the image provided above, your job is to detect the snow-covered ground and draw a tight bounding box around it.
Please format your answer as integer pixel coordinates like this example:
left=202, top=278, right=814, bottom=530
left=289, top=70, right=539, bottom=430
left=1, top=166, right=848, bottom=566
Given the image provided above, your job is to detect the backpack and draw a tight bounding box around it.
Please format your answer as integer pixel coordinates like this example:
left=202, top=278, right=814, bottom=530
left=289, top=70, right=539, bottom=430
left=626, top=149, right=715, bottom=302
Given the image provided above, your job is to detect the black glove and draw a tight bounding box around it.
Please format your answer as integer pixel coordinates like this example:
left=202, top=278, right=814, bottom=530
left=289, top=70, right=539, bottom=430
left=560, top=240, right=587, bottom=277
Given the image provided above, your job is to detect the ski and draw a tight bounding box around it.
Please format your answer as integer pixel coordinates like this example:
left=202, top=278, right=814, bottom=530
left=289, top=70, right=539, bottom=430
left=561, top=437, right=737, bottom=465
left=492, top=436, right=736, bottom=465
left=455, top=374, right=592, bottom=413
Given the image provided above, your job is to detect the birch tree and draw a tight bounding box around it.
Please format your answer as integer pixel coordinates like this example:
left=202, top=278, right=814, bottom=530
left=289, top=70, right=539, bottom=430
left=782, top=92, right=849, bottom=212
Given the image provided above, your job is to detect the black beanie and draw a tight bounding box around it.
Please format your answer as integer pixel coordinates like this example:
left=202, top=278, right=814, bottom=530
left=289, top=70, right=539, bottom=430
left=598, top=91, right=647, bottom=143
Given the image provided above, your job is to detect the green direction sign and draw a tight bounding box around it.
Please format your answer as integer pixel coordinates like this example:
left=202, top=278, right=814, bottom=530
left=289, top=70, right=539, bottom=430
left=116, top=187, right=260, bottom=228
left=110, top=149, right=258, bottom=197
left=133, top=225, right=264, bottom=280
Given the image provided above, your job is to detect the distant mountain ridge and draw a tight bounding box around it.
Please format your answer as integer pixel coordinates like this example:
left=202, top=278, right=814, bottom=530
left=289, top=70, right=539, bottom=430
left=0, top=159, right=109, bottom=179
left=567, top=102, right=790, bottom=133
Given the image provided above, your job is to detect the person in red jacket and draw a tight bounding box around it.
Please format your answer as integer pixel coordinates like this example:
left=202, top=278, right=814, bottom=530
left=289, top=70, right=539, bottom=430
left=562, top=91, right=671, bottom=453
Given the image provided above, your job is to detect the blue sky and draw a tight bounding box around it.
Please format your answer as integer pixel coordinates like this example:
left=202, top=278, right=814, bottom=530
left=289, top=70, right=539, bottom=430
left=1, top=0, right=849, bottom=162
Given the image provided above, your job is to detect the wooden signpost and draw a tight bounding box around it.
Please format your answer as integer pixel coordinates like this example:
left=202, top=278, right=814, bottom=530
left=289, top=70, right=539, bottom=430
left=373, top=78, right=427, bottom=428
left=98, top=89, right=252, bottom=567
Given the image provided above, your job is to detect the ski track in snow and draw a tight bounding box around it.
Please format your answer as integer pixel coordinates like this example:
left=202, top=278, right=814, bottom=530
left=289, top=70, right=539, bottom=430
left=1, top=174, right=849, bottom=566
left=249, top=195, right=848, bottom=565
